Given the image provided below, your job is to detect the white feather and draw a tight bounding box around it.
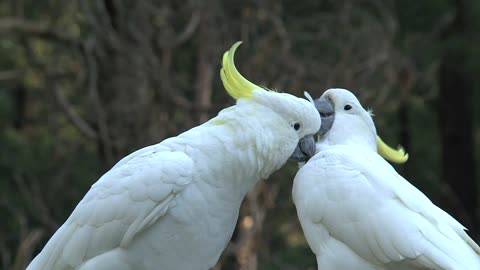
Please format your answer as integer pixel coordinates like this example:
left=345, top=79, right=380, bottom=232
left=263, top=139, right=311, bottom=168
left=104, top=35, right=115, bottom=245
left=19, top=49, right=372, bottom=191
left=293, top=88, right=480, bottom=270
left=27, top=87, right=322, bottom=270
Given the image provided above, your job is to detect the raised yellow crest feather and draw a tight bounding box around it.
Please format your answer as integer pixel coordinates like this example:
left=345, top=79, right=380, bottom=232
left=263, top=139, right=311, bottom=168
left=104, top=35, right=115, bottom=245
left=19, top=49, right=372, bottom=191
left=220, top=41, right=262, bottom=100
left=376, top=136, right=409, bottom=164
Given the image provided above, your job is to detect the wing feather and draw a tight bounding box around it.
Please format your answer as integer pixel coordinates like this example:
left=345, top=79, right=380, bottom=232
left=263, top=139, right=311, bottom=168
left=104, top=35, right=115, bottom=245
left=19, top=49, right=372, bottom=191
left=297, top=146, right=480, bottom=269
left=27, top=150, right=193, bottom=270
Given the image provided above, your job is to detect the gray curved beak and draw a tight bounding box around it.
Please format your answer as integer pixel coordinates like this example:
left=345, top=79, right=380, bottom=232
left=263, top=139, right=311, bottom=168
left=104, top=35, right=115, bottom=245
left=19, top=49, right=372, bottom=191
left=289, top=135, right=316, bottom=162
left=315, top=97, right=335, bottom=136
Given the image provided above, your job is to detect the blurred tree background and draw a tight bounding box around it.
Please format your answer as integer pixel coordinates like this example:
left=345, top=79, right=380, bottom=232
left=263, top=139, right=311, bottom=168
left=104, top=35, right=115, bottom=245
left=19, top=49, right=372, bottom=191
left=0, top=0, right=479, bottom=269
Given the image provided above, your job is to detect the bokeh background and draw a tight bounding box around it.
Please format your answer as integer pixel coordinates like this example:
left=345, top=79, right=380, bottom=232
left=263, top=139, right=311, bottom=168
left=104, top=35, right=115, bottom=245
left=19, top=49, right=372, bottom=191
left=1, top=0, right=479, bottom=269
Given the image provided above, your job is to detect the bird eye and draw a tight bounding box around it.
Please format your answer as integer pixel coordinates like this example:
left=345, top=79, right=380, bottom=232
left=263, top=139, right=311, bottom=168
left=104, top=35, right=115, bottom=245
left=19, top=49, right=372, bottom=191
left=293, top=123, right=301, bottom=130
left=344, top=104, right=352, bottom=111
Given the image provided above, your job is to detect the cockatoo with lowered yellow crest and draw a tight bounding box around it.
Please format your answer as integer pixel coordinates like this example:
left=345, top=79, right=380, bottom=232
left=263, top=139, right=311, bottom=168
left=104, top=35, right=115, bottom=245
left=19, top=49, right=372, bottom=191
left=293, top=88, right=480, bottom=270
left=26, top=42, right=321, bottom=270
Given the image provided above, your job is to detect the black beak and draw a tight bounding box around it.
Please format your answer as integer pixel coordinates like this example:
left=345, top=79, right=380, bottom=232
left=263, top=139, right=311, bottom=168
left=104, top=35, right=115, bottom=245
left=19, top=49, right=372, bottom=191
left=314, top=97, right=335, bottom=136
left=289, top=135, right=317, bottom=162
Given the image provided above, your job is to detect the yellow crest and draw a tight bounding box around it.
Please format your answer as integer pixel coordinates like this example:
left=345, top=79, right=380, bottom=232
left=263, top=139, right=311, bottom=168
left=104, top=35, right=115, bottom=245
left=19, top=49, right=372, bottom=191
left=376, top=136, right=409, bottom=164
left=220, top=41, right=262, bottom=100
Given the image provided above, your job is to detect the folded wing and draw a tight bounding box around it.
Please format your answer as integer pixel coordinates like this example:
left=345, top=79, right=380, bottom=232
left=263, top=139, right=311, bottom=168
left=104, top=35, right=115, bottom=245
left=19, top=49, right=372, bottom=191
left=297, top=147, right=480, bottom=270
left=27, top=150, right=193, bottom=270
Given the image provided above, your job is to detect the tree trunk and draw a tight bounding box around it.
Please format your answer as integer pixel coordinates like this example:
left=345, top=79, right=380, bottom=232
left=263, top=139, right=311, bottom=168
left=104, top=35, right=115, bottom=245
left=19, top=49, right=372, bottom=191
left=12, top=85, right=26, bottom=129
left=438, top=0, right=477, bottom=232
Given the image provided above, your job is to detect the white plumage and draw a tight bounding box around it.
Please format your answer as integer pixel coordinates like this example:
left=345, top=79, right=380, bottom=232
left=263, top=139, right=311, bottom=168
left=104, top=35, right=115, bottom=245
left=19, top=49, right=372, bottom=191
left=27, top=42, right=321, bottom=270
left=293, top=88, right=480, bottom=270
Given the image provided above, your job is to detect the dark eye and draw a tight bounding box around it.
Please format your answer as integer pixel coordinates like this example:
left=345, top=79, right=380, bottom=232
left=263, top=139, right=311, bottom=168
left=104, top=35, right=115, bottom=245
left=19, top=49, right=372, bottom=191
left=344, top=104, right=352, bottom=111
left=293, top=123, right=301, bottom=130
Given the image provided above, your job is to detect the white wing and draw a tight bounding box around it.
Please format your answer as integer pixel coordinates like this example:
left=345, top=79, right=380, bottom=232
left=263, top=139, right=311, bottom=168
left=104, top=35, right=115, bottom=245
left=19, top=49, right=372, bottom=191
left=27, top=150, right=193, bottom=270
left=294, top=145, right=480, bottom=270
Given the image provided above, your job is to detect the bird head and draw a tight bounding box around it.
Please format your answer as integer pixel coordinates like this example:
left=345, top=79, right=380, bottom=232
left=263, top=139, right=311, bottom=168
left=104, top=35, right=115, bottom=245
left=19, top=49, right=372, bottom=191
left=313, top=88, right=408, bottom=164
left=220, top=42, right=321, bottom=163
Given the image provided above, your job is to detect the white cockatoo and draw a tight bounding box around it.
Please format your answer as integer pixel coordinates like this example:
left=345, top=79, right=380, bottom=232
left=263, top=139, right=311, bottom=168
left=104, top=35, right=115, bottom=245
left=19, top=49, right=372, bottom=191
left=27, top=42, right=321, bottom=270
left=293, top=88, right=480, bottom=270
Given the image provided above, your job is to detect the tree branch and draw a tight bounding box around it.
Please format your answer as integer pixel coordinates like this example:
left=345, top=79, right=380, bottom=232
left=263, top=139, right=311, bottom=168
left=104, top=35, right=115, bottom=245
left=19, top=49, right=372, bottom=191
left=156, top=10, right=201, bottom=48
left=0, top=17, right=78, bottom=47
left=53, top=85, right=98, bottom=140
left=0, top=69, right=25, bottom=81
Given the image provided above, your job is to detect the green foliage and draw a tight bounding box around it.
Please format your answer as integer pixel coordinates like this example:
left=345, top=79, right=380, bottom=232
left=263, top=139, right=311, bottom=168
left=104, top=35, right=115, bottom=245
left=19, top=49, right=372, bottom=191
left=395, top=0, right=451, bottom=33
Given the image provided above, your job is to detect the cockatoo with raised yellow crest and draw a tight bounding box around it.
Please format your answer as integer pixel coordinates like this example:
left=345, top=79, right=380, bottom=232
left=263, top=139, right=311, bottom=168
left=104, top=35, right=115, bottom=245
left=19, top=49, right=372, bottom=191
left=26, top=42, right=321, bottom=270
left=293, top=88, right=480, bottom=270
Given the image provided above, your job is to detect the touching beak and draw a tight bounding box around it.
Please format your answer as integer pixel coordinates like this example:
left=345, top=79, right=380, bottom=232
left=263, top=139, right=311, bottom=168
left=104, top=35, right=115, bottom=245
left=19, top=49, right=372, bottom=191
left=289, top=135, right=317, bottom=162
left=315, top=97, right=335, bottom=136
